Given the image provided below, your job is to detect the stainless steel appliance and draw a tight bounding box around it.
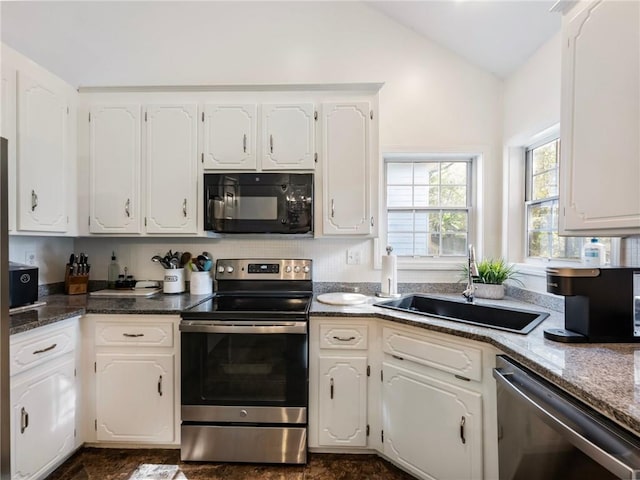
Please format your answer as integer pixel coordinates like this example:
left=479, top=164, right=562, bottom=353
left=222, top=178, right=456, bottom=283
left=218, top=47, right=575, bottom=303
left=203, top=173, right=313, bottom=235
left=494, top=355, right=640, bottom=479
left=8, top=262, right=38, bottom=308
left=545, top=267, right=640, bottom=342
left=179, top=258, right=312, bottom=464
left=1, top=137, right=11, bottom=478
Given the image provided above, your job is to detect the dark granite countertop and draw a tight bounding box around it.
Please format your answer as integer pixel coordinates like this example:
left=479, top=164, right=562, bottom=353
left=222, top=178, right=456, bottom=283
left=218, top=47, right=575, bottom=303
left=311, top=295, right=640, bottom=438
left=9, top=292, right=214, bottom=335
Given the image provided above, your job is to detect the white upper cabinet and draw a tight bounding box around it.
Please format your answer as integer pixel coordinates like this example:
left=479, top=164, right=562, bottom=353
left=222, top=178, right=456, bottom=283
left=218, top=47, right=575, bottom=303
left=89, top=104, right=141, bottom=234
left=559, top=0, right=640, bottom=235
left=262, top=103, right=316, bottom=170
left=16, top=71, right=69, bottom=232
left=321, top=101, right=372, bottom=235
left=145, top=104, right=198, bottom=234
left=1, top=65, right=16, bottom=232
left=203, top=103, right=257, bottom=170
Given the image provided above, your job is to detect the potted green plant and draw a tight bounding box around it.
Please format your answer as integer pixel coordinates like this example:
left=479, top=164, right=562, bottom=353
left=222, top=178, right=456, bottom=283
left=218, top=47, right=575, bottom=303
left=461, top=258, right=522, bottom=299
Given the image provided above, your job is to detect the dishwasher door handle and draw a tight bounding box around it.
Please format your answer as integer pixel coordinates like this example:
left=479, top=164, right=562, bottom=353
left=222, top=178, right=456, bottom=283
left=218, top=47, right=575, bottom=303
left=493, top=366, right=639, bottom=480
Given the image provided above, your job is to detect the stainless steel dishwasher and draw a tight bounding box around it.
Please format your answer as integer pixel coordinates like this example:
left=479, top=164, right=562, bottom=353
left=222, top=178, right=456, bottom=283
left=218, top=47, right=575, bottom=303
left=494, top=355, right=640, bottom=480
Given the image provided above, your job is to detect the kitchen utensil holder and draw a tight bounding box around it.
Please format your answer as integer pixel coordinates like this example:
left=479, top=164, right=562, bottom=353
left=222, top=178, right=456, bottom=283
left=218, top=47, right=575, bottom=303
left=163, top=268, right=185, bottom=294
left=65, top=270, right=89, bottom=295
left=190, top=271, right=212, bottom=295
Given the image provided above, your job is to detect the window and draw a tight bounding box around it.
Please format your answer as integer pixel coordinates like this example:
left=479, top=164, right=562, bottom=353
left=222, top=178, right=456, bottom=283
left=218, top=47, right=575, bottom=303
left=525, top=139, right=611, bottom=260
left=386, top=158, right=471, bottom=258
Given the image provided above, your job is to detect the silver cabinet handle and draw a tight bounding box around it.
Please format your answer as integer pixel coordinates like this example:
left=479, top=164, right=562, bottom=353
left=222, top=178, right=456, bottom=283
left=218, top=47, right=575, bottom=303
left=33, top=343, right=57, bottom=355
left=20, top=407, right=29, bottom=434
left=243, top=134, right=247, bottom=153
left=331, top=199, right=335, bottom=218
left=460, top=416, right=466, bottom=444
left=122, top=333, right=144, bottom=338
left=333, top=335, right=356, bottom=342
left=270, top=134, right=274, bottom=154
left=330, top=377, right=334, bottom=399
left=158, top=375, right=163, bottom=396
left=182, top=198, right=187, bottom=218
left=371, top=216, right=374, bottom=227
left=125, top=198, right=131, bottom=218
left=31, top=190, right=38, bottom=211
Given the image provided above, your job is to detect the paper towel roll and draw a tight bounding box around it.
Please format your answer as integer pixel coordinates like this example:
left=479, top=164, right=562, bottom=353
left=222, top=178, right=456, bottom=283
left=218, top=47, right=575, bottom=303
left=381, top=251, right=397, bottom=295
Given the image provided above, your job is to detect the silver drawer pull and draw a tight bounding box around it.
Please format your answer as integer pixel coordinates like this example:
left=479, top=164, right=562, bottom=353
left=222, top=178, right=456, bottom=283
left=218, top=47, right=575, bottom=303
left=125, top=198, right=131, bottom=218
left=243, top=134, right=247, bottom=153
left=330, top=377, right=334, bottom=399
left=20, top=407, right=29, bottom=434
left=270, top=134, right=274, bottom=154
left=31, top=190, right=38, bottom=211
left=122, top=333, right=144, bottom=338
left=333, top=335, right=356, bottom=342
left=182, top=198, right=187, bottom=217
left=33, top=343, right=57, bottom=355
left=158, top=375, right=163, bottom=396
left=460, top=416, right=466, bottom=444
left=331, top=199, right=335, bottom=218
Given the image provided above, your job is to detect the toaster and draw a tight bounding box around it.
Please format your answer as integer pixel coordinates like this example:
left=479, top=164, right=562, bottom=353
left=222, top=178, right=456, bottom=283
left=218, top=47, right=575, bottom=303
left=9, top=262, right=39, bottom=308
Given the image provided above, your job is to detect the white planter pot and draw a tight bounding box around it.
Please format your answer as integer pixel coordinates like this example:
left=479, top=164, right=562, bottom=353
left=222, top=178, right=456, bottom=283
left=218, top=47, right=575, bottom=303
left=474, top=283, right=505, bottom=300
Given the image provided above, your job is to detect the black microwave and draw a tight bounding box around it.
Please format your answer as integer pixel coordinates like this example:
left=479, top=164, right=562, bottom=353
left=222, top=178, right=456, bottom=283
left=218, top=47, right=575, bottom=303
left=204, top=173, right=313, bottom=234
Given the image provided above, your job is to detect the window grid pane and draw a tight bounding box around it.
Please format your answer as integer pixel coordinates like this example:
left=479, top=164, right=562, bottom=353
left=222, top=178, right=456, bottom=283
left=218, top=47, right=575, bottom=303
left=387, top=159, right=470, bottom=258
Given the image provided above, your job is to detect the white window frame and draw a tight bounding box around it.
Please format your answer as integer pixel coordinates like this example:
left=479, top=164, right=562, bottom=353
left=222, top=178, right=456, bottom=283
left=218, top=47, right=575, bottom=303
left=376, top=150, right=481, bottom=271
left=504, top=126, right=620, bottom=278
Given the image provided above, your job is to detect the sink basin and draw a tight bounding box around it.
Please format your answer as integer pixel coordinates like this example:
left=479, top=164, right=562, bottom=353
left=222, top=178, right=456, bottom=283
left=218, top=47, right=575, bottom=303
left=374, top=294, right=549, bottom=334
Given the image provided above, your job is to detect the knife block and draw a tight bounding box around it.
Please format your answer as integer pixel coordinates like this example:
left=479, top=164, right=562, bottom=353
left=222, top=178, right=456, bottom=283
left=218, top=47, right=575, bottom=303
left=65, top=270, right=89, bottom=295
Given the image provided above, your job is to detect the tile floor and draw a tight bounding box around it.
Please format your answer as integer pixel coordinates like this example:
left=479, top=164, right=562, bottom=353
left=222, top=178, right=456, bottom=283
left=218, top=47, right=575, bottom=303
left=45, top=448, right=418, bottom=480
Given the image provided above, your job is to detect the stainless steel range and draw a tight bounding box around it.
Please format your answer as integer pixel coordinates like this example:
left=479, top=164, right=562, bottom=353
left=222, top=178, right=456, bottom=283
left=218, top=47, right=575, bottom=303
left=179, top=258, right=312, bottom=464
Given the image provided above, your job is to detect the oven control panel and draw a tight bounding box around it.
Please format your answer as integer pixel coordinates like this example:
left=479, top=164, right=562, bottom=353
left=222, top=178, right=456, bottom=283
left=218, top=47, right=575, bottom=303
left=215, top=259, right=312, bottom=281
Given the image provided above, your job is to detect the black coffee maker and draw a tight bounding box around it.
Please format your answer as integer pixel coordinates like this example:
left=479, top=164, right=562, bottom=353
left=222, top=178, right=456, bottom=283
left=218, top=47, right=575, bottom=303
left=545, top=267, right=640, bottom=343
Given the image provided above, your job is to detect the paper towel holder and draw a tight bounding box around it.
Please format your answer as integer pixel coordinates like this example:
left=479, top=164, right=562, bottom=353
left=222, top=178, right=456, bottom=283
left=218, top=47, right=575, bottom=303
left=376, top=246, right=401, bottom=298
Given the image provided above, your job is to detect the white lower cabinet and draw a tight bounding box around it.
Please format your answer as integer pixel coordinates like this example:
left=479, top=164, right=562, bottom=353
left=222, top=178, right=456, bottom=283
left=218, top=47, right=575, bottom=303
left=382, top=361, right=482, bottom=480
left=309, top=318, right=375, bottom=450
left=10, top=318, right=79, bottom=480
left=318, top=356, right=368, bottom=447
left=95, top=353, right=174, bottom=443
left=89, top=315, right=180, bottom=446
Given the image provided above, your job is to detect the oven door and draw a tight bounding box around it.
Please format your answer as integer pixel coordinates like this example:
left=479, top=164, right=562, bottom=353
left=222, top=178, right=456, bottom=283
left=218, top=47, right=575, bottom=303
left=180, top=321, right=308, bottom=421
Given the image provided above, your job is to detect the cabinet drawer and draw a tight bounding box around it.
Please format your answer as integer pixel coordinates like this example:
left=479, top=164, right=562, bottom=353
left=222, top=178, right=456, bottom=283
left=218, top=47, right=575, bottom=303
left=319, top=324, right=368, bottom=350
left=95, top=321, right=174, bottom=347
left=382, top=326, right=482, bottom=381
left=10, top=320, right=77, bottom=377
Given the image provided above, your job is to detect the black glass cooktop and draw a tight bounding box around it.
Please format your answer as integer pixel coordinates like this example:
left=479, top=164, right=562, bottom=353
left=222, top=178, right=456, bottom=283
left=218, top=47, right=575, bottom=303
left=181, top=292, right=312, bottom=320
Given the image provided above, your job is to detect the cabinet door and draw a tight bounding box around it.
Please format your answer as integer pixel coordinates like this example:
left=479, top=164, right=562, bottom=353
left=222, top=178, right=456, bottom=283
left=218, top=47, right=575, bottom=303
left=318, top=355, right=368, bottom=447
left=89, top=104, right=141, bottom=233
left=262, top=103, right=315, bottom=170
left=203, top=103, right=257, bottom=170
left=16, top=71, right=68, bottom=232
left=559, top=0, right=640, bottom=234
left=2, top=66, right=16, bottom=232
left=321, top=102, right=371, bottom=235
left=383, top=361, right=482, bottom=480
left=145, top=104, right=198, bottom=233
left=11, top=356, right=76, bottom=480
left=96, top=353, right=174, bottom=443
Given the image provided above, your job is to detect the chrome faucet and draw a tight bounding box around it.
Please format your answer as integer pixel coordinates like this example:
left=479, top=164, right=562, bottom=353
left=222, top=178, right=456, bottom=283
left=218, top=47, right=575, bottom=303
left=462, top=244, right=479, bottom=303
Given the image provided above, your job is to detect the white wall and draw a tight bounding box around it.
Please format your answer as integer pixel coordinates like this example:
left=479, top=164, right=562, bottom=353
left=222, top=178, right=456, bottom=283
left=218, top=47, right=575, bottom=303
left=9, top=236, right=73, bottom=285
left=3, top=2, right=503, bottom=284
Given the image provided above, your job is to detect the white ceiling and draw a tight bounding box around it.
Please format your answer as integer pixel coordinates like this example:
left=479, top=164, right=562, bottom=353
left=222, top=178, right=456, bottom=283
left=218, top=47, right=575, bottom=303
left=367, top=1, right=561, bottom=77
left=0, top=1, right=561, bottom=83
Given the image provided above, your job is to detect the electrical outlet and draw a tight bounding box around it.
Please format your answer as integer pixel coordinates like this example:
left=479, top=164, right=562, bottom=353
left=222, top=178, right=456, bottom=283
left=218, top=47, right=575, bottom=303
left=346, top=249, right=361, bottom=265
left=25, top=251, right=37, bottom=266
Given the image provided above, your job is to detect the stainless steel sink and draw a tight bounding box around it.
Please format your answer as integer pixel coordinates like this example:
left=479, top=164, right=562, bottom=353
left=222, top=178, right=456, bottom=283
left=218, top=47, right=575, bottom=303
left=374, top=294, right=549, bottom=334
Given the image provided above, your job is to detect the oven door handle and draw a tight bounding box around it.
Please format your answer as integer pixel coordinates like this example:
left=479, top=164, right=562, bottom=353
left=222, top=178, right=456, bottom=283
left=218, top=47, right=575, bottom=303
left=180, top=321, right=307, bottom=334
